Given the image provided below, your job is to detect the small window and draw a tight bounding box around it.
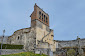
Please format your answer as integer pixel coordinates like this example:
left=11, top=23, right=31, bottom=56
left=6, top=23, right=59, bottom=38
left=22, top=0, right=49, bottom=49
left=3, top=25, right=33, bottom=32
left=44, top=15, right=45, bottom=22
left=51, top=35, right=54, bottom=37
left=46, top=17, right=48, bottom=23
left=34, top=38, right=36, bottom=39
left=42, top=13, right=43, bottom=16
left=18, top=36, right=19, bottom=40
left=42, top=18, right=43, bottom=21
left=39, top=11, right=41, bottom=19
left=42, top=13, right=43, bottom=21
left=39, top=11, right=41, bottom=15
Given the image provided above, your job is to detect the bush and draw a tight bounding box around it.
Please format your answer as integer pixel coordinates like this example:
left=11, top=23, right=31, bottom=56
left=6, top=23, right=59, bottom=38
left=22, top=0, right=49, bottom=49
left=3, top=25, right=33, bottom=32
left=0, top=43, right=23, bottom=49
left=67, top=49, right=76, bottom=56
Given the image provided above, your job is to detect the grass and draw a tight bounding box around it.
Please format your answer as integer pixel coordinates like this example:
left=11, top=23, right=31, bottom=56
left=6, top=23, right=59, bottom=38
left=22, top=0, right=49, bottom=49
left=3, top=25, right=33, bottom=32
left=0, top=52, right=48, bottom=56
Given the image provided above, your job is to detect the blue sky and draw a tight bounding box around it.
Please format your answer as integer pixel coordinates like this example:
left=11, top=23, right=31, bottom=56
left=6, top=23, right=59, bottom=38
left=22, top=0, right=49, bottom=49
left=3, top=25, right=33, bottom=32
left=0, top=0, right=85, bottom=40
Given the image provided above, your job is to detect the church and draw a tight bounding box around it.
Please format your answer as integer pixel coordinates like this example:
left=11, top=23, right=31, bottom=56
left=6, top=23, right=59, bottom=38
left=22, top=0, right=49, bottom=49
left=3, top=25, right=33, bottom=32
left=7, top=4, right=57, bottom=54
left=1, top=3, right=85, bottom=56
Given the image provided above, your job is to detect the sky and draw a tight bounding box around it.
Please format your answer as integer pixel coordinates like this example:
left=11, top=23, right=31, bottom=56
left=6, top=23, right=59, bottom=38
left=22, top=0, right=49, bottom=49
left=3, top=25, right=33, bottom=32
left=0, top=0, right=85, bottom=40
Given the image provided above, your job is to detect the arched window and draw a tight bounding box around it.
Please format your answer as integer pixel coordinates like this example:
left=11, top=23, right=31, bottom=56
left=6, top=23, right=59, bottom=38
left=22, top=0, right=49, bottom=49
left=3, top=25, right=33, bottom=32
left=42, top=13, right=43, bottom=21
left=18, top=36, right=19, bottom=40
left=39, top=11, right=41, bottom=19
left=46, top=17, right=48, bottom=23
left=44, top=15, right=45, bottom=22
left=39, top=11, right=41, bottom=15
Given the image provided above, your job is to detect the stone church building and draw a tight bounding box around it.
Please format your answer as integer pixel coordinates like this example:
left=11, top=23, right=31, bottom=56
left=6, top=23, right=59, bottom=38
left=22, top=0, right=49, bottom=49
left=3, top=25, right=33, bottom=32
left=7, top=4, right=56, bottom=54
left=2, top=3, right=85, bottom=56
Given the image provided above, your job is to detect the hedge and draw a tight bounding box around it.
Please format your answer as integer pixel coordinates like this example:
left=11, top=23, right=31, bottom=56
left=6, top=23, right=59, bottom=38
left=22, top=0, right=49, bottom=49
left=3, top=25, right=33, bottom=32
left=0, top=43, right=23, bottom=49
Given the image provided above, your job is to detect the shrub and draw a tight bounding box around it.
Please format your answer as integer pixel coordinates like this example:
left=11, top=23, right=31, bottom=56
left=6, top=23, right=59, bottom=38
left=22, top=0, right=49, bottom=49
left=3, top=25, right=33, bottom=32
left=67, top=49, right=76, bottom=56
left=0, top=44, right=23, bottom=49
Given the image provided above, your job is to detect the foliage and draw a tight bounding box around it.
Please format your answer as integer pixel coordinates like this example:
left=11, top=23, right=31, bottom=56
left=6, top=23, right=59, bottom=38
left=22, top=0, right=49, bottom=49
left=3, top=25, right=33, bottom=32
left=67, top=49, right=76, bottom=56
left=0, top=52, right=48, bottom=56
left=0, top=44, right=23, bottom=49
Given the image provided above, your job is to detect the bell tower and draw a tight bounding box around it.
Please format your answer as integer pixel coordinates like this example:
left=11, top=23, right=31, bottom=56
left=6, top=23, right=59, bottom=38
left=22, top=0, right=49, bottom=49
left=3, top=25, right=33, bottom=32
left=30, top=3, right=50, bottom=46
left=30, top=3, right=49, bottom=27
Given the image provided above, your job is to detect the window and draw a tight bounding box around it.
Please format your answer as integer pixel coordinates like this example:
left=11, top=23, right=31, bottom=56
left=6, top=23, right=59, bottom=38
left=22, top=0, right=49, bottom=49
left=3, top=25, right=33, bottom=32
left=46, top=17, right=48, bottom=23
left=42, top=13, right=43, bottom=21
left=18, top=36, right=19, bottom=40
left=44, top=15, right=45, bottom=22
left=39, top=11, right=41, bottom=19
left=51, top=35, right=54, bottom=37
left=39, top=11, right=41, bottom=15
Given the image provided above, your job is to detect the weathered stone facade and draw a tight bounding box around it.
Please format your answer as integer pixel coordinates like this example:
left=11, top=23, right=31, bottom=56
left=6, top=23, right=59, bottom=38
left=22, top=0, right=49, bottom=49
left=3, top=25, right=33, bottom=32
left=7, top=27, right=36, bottom=51
left=0, top=49, right=26, bottom=55
left=7, top=4, right=56, bottom=55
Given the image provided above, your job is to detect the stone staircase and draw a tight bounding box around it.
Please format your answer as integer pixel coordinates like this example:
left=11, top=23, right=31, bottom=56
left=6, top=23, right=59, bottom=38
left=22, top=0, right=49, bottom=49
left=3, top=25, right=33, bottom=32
left=42, top=29, right=53, bottom=42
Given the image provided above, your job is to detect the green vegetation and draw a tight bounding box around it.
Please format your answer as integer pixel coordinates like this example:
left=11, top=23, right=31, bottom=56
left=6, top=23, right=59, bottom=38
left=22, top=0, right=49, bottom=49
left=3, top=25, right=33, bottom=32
left=67, top=49, right=76, bottom=56
left=0, top=44, right=23, bottom=49
left=0, top=52, right=48, bottom=56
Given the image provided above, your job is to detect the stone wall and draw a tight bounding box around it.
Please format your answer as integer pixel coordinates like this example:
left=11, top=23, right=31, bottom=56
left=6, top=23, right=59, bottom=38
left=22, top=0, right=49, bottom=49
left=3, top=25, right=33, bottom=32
left=7, top=27, right=36, bottom=52
left=35, top=20, right=50, bottom=45
left=24, top=28, right=36, bottom=51
left=37, top=41, right=49, bottom=48
left=7, top=28, right=31, bottom=45
left=0, top=49, right=26, bottom=55
left=35, top=48, right=50, bottom=55
left=56, top=38, right=85, bottom=48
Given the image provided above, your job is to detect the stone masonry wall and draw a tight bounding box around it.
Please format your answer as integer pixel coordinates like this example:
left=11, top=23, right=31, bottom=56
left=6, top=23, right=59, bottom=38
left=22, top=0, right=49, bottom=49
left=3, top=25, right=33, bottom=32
left=7, top=27, right=36, bottom=52
left=7, top=28, right=31, bottom=45
left=57, top=38, right=85, bottom=48
left=0, top=49, right=26, bottom=55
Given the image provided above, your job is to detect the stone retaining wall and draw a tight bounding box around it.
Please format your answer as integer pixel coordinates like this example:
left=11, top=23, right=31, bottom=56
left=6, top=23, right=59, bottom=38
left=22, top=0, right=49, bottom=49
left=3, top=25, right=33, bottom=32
left=0, top=49, right=26, bottom=55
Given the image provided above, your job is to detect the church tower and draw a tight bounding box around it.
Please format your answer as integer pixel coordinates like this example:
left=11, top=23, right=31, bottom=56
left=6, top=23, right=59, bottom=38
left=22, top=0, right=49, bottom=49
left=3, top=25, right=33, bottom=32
left=30, top=4, right=56, bottom=51
left=30, top=4, right=50, bottom=45
left=30, top=3, right=49, bottom=27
